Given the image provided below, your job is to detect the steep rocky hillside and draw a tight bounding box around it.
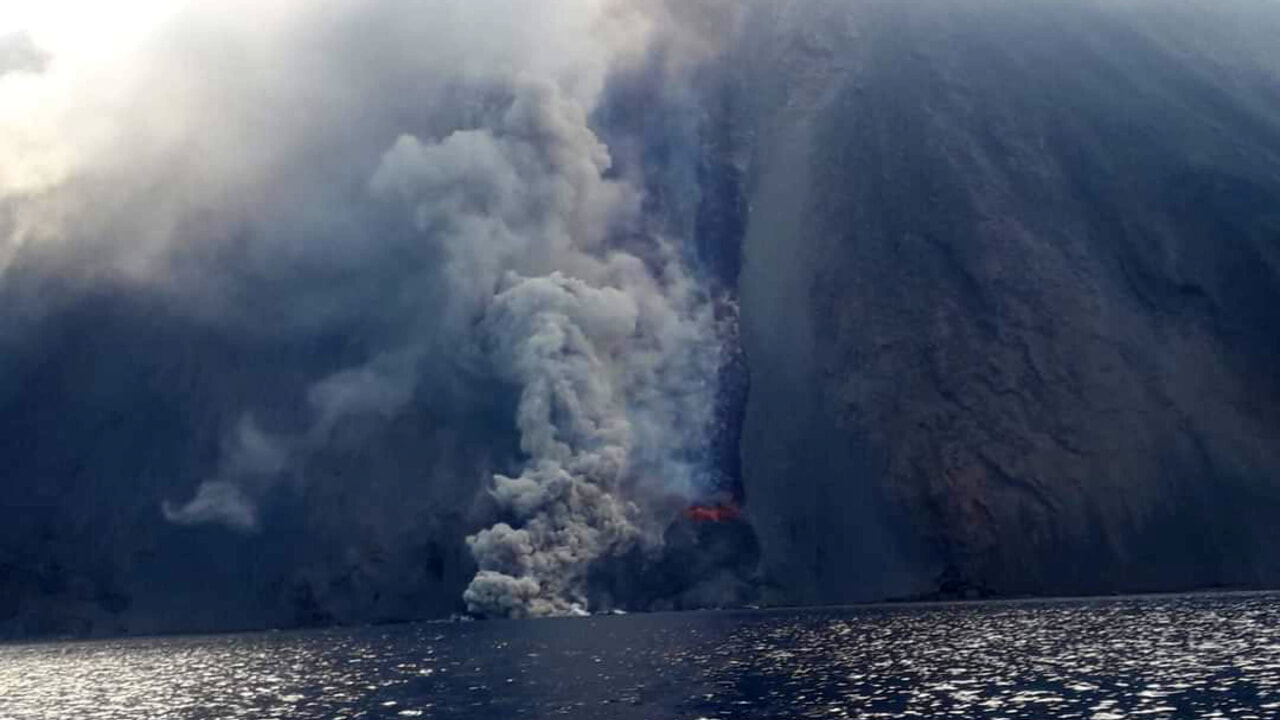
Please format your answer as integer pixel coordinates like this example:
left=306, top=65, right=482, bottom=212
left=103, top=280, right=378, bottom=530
left=4, top=0, right=1280, bottom=640
left=737, top=0, right=1280, bottom=602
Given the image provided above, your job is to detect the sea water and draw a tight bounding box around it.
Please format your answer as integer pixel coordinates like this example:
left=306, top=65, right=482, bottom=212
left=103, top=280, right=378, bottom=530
left=2, top=592, right=1278, bottom=719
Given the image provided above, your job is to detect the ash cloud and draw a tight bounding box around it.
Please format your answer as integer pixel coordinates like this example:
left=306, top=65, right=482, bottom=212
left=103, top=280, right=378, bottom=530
left=1, top=0, right=750, bottom=626
left=361, top=70, right=727, bottom=617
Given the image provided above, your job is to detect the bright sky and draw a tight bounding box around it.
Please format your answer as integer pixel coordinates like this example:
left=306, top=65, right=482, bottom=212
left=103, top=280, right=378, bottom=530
left=0, top=0, right=188, bottom=195
left=0, top=0, right=181, bottom=60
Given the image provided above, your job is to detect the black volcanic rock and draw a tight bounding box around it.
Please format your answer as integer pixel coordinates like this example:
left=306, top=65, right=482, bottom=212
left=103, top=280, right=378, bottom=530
left=735, top=0, right=1280, bottom=603
left=586, top=514, right=763, bottom=612
left=0, top=286, right=497, bottom=639
left=4, top=0, right=1280, bottom=641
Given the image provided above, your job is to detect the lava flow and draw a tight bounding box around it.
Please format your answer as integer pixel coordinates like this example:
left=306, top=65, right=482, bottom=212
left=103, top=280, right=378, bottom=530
left=684, top=503, right=741, bottom=523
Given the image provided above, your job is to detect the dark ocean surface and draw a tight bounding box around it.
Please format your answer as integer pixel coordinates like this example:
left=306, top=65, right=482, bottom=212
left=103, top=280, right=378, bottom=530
left=2, top=592, right=1278, bottom=719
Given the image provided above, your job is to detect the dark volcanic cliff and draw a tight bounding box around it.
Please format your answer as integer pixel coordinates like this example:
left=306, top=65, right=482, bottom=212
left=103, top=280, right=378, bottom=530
left=3, top=0, right=1280, bottom=640
left=735, top=0, right=1280, bottom=602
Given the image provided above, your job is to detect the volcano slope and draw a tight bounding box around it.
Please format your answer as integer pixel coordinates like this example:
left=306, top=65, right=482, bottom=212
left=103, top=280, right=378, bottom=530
left=733, top=0, right=1280, bottom=603
left=4, top=0, right=1280, bottom=640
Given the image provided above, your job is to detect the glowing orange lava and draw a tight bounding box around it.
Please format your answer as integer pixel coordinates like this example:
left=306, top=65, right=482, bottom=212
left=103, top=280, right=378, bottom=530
left=684, top=503, right=741, bottom=523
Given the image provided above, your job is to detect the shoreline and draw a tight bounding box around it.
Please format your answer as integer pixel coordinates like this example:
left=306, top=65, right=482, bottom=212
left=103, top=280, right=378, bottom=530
left=5, top=585, right=1279, bottom=649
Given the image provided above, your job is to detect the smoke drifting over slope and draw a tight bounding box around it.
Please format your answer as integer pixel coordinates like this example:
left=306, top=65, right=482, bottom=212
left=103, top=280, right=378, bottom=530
left=0, top=0, right=744, bottom=624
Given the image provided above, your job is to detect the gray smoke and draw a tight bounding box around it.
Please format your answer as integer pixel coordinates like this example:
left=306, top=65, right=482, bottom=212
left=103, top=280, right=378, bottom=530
left=162, top=352, right=417, bottom=531
left=465, top=262, right=719, bottom=617
left=0, top=1, right=740, bottom=618
left=0, top=31, right=48, bottom=77
left=161, top=415, right=289, bottom=531
left=365, top=75, right=724, bottom=617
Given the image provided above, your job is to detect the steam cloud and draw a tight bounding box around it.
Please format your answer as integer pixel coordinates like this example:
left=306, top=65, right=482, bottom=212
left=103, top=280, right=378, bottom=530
left=1, top=1, right=740, bottom=618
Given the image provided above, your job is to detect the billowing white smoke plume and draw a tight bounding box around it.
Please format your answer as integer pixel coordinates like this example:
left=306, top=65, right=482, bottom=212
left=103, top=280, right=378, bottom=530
left=368, top=77, right=723, bottom=617
left=465, top=265, right=717, bottom=617
left=2, top=0, right=736, bottom=618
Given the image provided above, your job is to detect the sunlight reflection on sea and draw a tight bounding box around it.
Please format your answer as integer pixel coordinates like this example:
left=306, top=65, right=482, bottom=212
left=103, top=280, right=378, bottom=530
left=2, top=592, right=1278, bottom=719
